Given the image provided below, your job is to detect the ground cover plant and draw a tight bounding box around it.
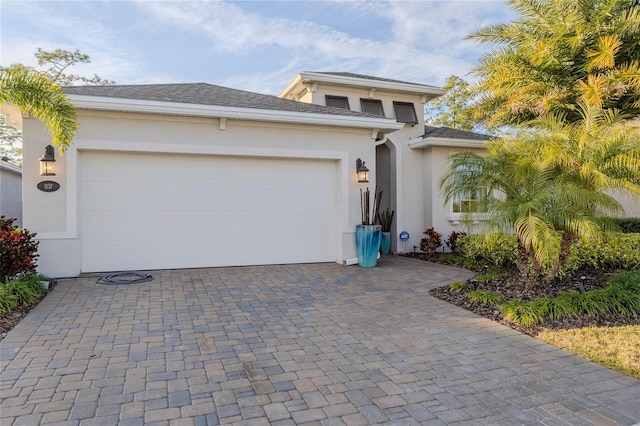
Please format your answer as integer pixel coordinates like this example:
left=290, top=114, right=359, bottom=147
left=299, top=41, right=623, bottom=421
left=0, top=215, right=51, bottom=340
left=0, top=273, right=51, bottom=340
left=410, top=229, right=640, bottom=378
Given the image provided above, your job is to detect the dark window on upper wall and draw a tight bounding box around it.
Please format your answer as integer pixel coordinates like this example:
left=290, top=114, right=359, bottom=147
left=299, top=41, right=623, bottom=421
left=325, top=95, right=350, bottom=109
left=393, top=101, right=418, bottom=124
left=360, top=99, right=385, bottom=116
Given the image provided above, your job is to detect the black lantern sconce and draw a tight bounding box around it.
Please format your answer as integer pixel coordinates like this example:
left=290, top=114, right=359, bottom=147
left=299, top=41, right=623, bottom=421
left=39, top=145, right=56, bottom=176
left=356, top=158, right=369, bottom=183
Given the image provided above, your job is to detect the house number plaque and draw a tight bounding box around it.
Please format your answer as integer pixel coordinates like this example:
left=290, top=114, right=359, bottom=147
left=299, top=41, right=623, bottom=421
left=37, top=181, right=60, bottom=192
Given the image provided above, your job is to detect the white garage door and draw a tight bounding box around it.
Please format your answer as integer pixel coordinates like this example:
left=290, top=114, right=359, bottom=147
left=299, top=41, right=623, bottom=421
left=79, top=151, right=338, bottom=272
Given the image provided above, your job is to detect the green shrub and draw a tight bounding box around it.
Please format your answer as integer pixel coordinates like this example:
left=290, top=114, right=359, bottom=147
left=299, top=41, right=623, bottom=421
left=606, top=269, right=640, bottom=288
left=603, top=272, right=640, bottom=316
left=457, top=233, right=518, bottom=266
left=458, top=232, right=640, bottom=278
left=0, top=273, right=50, bottom=312
left=474, top=267, right=504, bottom=282
left=500, top=300, right=543, bottom=327
left=449, top=281, right=468, bottom=292
left=556, top=290, right=610, bottom=317
left=560, top=233, right=640, bottom=276
left=533, top=296, right=577, bottom=321
left=466, top=289, right=504, bottom=305
left=5, top=282, right=40, bottom=306
left=497, top=270, right=640, bottom=326
left=0, top=286, right=18, bottom=314
left=613, top=218, right=640, bottom=234
left=605, top=286, right=640, bottom=316
left=460, top=257, right=489, bottom=271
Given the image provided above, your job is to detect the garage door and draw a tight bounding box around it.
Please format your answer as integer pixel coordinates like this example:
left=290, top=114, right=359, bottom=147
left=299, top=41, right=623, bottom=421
left=79, top=151, right=338, bottom=272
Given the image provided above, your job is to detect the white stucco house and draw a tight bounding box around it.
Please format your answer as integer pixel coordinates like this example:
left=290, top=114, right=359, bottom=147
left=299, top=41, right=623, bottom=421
left=0, top=156, right=22, bottom=226
left=12, top=71, right=637, bottom=278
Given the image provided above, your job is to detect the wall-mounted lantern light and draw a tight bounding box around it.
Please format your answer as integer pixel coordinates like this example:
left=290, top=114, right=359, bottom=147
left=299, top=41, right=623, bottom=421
left=39, top=145, right=56, bottom=176
left=356, top=158, right=369, bottom=183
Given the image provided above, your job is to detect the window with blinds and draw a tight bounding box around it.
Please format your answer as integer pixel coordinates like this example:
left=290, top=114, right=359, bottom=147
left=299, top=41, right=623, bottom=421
left=325, top=95, right=350, bottom=109
left=393, top=101, right=418, bottom=124
left=360, top=99, right=385, bottom=116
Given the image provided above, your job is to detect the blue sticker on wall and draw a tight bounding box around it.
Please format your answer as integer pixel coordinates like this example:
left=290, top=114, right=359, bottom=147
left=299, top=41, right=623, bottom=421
left=399, top=231, right=410, bottom=241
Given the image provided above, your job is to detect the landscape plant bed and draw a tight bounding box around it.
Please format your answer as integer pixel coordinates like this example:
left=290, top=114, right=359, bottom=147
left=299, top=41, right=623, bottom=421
left=403, top=253, right=640, bottom=337
left=0, top=292, right=47, bottom=341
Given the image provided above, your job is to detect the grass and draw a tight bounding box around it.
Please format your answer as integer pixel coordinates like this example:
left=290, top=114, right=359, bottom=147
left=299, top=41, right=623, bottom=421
left=538, top=325, right=640, bottom=379
left=466, top=289, right=504, bottom=305
left=0, top=273, right=50, bottom=314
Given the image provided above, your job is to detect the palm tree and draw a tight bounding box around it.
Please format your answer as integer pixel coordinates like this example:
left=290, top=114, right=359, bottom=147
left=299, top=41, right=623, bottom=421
left=440, top=104, right=640, bottom=287
left=469, top=0, right=640, bottom=127
left=0, top=66, right=77, bottom=153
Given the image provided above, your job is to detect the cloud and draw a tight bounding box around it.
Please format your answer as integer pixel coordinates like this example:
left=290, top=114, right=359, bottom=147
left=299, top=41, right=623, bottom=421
left=0, top=1, right=144, bottom=84
left=135, top=0, right=512, bottom=90
left=2, top=0, right=515, bottom=92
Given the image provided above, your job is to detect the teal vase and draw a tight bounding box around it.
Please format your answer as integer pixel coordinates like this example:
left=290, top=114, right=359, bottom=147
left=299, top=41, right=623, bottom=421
left=356, top=225, right=382, bottom=267
left=380, top=232, right=391, bottom=254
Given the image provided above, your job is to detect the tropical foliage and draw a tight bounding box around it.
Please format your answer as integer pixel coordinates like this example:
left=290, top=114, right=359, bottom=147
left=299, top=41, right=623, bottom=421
left=0, top=66, right=77, bottom=153
left=425, top=75, right=479, bottom=131
left=440, top=104, right=640, bottom=286
left=0, top=48, right=111, bottom=159
left=0, top=216, right=39, bottom=283
left=0, top=273, right=51, bottom=314
left=456, top=231, right=640, bottom=277
left=469, top=0, right=640, bottom=126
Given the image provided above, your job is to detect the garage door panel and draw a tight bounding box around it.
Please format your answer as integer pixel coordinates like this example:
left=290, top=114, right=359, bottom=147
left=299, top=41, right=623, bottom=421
left=82, top=211, right=335, bottom=241
left=81, top=182, right=335, bottom=213
left=79, top=151, right=338, bottom=272
left=82, top=152, right=334, bottom=184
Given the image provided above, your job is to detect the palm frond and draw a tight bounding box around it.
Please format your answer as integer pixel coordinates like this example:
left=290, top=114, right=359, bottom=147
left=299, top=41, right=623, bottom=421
left=0, top=66, right=77, bottom=153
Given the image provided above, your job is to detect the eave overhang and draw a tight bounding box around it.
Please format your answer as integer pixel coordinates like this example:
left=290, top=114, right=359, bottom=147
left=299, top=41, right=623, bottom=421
left=68, top=95, right=405, bottom=134
left=409, top=136, right=488, bottom=149
left=279, top=72, right=446, bottom=101
left=0, top=159, right=22, bottom=175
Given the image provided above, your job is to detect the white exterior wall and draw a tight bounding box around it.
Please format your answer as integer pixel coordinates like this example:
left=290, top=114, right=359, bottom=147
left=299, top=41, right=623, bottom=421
left=0, top=161, right=22, bottom=226
left=22, top=111, right=379, bottom=277
left=300, top=83, right=430, bottom=252
left=425, top=146, right=488, bottom=239
left=609, top=190, right=640, bottom=218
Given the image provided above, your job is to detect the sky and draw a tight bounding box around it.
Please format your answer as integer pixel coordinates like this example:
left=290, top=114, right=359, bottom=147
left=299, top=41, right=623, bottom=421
left=1, top=0, right=515, bottom=95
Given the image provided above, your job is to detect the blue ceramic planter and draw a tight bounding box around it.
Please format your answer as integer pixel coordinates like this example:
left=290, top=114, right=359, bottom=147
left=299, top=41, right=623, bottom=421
left=380, top=232, right=391, bottom=255
left=356, top=225, right=382, bottom=267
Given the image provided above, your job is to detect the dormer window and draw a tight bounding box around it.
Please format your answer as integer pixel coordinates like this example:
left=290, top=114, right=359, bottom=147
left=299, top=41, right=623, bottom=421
left=325, top=95, right=350, bottom=109
left=360, top=99, right=385, bottom=116
left=393, top=101, right=418, bottom=124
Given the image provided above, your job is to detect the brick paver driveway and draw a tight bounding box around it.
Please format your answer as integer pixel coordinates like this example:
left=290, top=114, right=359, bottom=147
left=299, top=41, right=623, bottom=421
left=1, top=255, right=639, bottom=425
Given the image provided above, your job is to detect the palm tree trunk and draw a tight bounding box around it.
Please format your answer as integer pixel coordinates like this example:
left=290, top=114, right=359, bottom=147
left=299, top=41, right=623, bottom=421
left=545, top=232, right=574, bottom=282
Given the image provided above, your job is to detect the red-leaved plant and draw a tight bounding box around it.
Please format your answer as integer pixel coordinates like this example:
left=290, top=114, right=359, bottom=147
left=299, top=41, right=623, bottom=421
left=0, top=216, right=39, bottom=282
left=420, top=227, right=442, bottom=254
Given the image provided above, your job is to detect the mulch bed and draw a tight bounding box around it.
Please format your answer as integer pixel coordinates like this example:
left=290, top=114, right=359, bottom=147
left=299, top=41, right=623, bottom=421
left=404, top=252, right=640, bottom=336
left=0, top=293, right=47, bottom=341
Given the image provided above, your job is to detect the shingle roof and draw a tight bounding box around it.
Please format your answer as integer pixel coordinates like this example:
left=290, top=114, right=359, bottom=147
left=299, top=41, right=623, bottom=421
left=62, top=83, right=382, bottom=118
left=422, top=125, right=489, bottom=141
left=309, top=72, right=441, bottom=89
